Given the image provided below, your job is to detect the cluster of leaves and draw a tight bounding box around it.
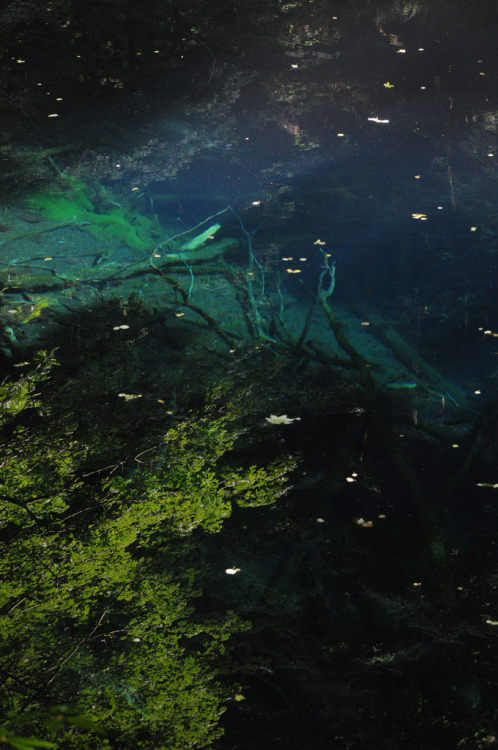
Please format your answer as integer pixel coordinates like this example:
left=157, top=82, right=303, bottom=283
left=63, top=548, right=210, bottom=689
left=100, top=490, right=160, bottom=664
left=0, top=353, right=294, bottom=748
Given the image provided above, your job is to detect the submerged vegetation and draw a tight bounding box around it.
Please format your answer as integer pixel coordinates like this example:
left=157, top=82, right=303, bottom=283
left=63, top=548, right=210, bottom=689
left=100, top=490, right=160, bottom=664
left=27, top=177, right=162, bottom=251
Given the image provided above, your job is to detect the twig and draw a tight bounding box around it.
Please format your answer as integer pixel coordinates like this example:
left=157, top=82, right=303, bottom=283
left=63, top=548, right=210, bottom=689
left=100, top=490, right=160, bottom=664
left=0, top=219, right=79, bottom=247
left=181, top=29, right=217, bottom=84
left=46, top=607, right=110, bottom=687
left=149, top=259, right=236, bottom=349
left=153, top=208, right=228, bottom=254
left=227, top=207, right=275, bottom=342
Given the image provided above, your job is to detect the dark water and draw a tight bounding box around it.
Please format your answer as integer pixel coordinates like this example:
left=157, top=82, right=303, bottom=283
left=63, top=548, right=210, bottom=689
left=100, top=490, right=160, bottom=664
left=1, top=1, right=498, bottom=748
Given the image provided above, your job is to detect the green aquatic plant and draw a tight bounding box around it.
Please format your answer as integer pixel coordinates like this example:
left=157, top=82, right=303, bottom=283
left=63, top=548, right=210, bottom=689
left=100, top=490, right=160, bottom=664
left=19, top=298, right=50, bottom=323
left=27, top=176, right=161, bottom=251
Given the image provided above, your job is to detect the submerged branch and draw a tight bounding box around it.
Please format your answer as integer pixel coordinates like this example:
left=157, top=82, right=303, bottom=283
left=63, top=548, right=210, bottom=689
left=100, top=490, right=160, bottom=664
left=148, top=260, right=236, bottom=349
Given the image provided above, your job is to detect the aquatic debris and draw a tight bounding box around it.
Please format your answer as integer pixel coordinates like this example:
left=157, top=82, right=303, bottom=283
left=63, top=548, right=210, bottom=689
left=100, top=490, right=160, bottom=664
left=265, top=414, right=301, bottom=425
left=225, top=567, right=241, bottom=575
left=160, top=236, right=236, bottom=264
left=355, top=518, right=374, bottom=528
left=180, top=223, right=221, bottom=251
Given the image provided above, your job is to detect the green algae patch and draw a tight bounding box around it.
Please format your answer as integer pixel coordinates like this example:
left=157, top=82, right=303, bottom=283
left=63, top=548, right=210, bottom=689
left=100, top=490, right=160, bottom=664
left=27, top=177, right=161, bottom=251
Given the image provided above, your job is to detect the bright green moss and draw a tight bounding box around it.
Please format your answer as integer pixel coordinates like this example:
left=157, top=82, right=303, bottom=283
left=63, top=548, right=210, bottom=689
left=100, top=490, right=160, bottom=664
left=27, top=177, right=160, bottom=251
left=86, top=208, right=158, bottom=250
